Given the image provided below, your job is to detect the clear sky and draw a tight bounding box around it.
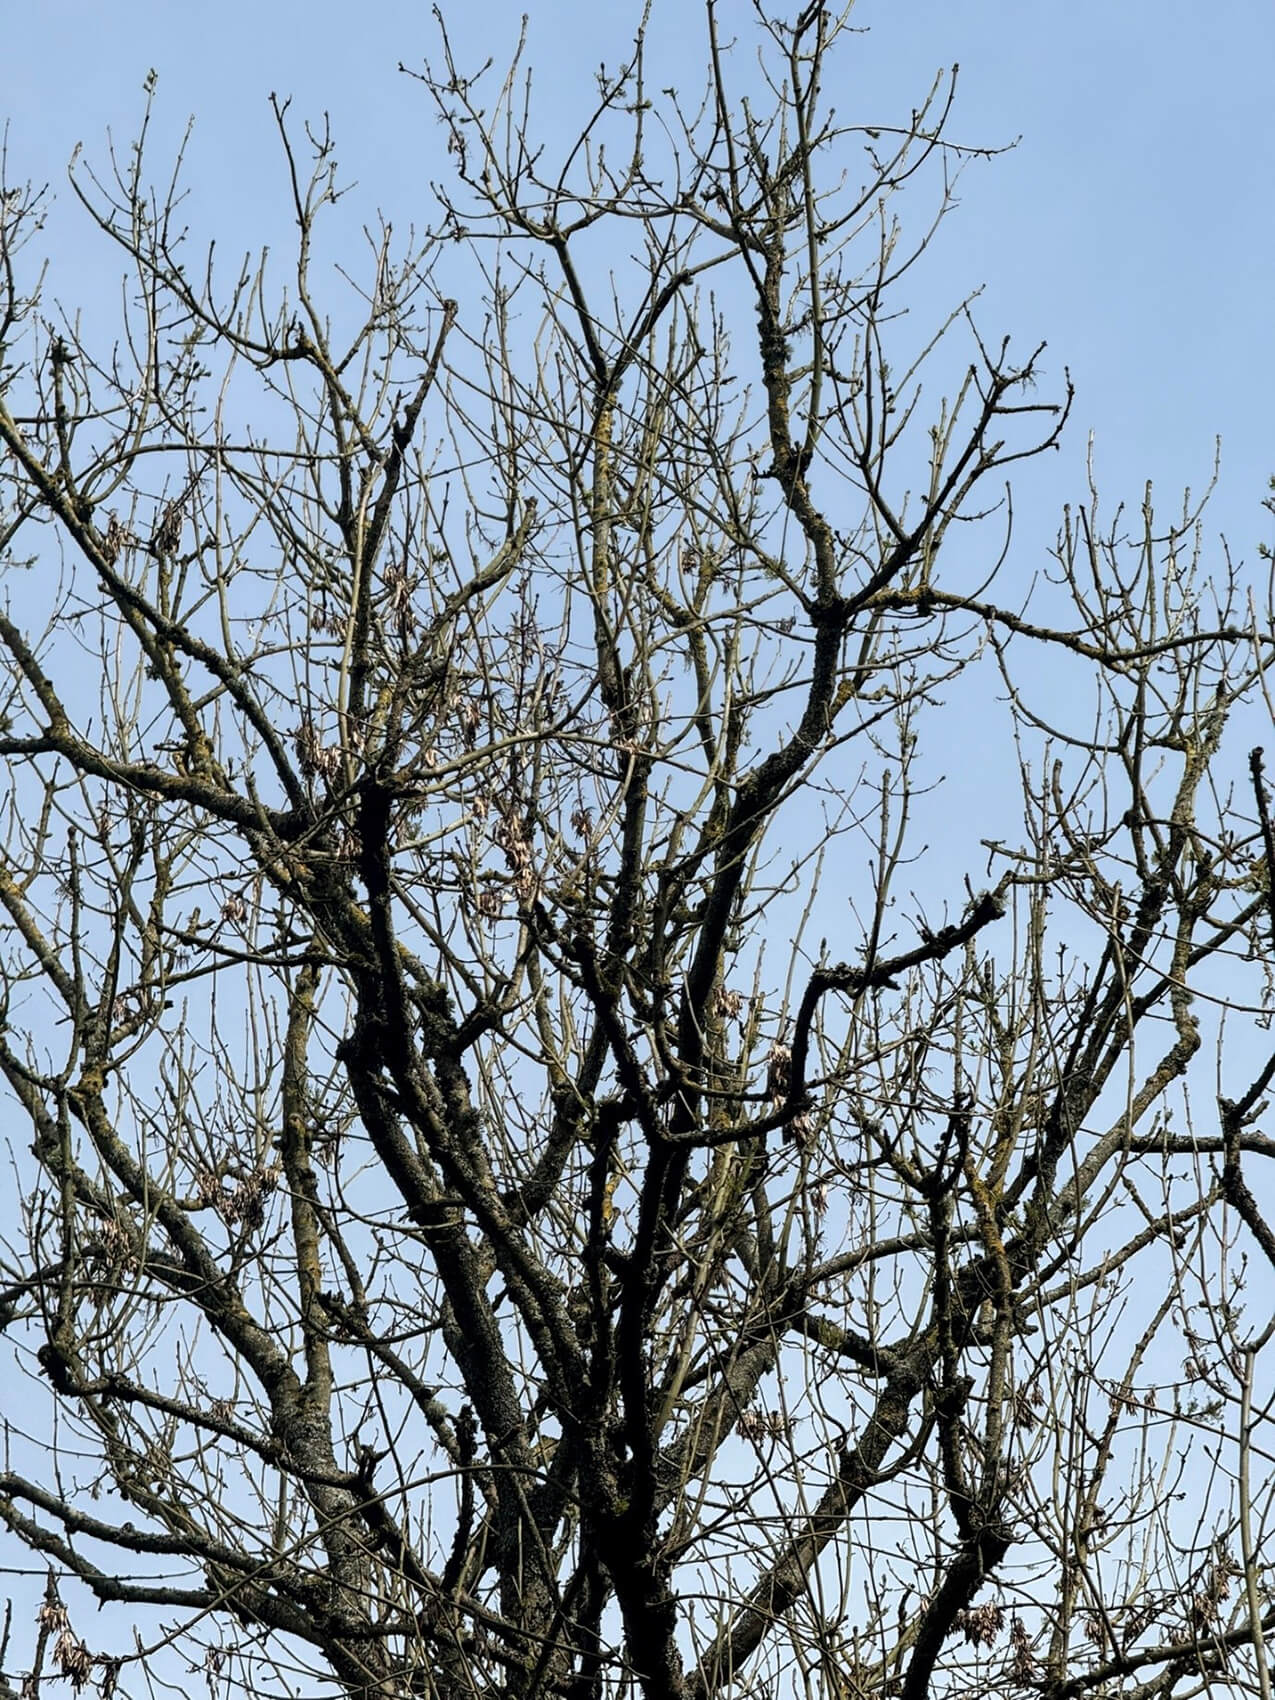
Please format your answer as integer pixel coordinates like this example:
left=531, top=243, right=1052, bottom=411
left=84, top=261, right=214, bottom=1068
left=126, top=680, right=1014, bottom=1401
left=2, top=6, right=1274, bottom=1692
left=4, top=0, right=1272, bottom=553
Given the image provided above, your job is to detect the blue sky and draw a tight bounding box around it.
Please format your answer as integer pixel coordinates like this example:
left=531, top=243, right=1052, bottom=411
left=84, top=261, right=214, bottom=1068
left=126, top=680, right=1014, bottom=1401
left=2, top=2, right=1274, bottom=1688
left=5, top=0, right=1272, bottom=547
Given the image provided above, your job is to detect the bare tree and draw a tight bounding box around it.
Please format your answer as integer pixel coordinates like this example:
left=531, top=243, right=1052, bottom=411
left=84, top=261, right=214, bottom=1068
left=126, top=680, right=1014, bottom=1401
left=1, top=8, right=1274, bottom=1700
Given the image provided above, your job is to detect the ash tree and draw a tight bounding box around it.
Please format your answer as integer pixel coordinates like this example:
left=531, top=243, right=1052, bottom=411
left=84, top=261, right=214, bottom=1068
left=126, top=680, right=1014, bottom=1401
left=1, top=6, right=1274, bottom=1700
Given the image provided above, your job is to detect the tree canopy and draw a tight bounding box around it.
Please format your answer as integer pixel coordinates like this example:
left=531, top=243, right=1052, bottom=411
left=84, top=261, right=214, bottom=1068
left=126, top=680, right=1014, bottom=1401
left=1, top=7, right=1274, bottom=1700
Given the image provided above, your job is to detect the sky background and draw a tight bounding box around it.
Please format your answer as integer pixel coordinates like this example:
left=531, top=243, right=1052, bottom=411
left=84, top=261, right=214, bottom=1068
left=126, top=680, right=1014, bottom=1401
left=4, top=0, right=1272, bottom=554
left=1, top=0, right=1274, bottom=1690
